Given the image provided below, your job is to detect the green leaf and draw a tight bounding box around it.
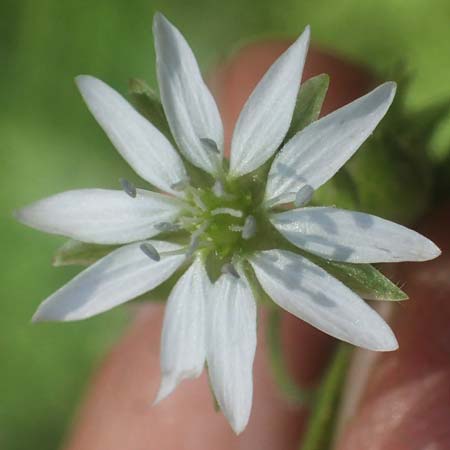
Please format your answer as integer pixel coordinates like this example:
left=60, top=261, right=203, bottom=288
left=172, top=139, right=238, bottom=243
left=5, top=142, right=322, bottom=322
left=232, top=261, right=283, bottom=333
left=53, top=240, right=118, bottom=267
left=309, top=256, right=408, bottom=301
left=128, top=78, right=172, bottom=140
left=284, top=73, right=329, bottom=142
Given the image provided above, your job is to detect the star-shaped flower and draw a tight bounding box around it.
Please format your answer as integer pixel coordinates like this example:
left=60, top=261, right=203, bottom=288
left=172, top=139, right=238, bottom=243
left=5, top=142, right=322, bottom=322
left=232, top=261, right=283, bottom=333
left=16, top=13, right=440, bottom=434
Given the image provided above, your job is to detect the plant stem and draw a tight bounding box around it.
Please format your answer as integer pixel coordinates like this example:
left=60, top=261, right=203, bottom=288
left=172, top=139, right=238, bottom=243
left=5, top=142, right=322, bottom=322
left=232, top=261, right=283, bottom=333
left=267, top=309, right=315, bottom=405
left=299, top=343, right=352, bottom=450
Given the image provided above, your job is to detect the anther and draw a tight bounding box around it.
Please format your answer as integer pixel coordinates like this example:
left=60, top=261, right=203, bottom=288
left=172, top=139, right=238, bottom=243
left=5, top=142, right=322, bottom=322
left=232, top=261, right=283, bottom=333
left=170, top=178, right=190, bottom=191
left=200, top=137, right=220, bottom=154
left=242, top=215, right=256, bottom=240
left=119, top=178, right=137, bottom=198
left=294, top=184, right=314, bottom=207
left=154, top=222, right=180, bottom=232
left=140, top=242, right=161, bottom=261
left=221, top=263, right=240, bottom=279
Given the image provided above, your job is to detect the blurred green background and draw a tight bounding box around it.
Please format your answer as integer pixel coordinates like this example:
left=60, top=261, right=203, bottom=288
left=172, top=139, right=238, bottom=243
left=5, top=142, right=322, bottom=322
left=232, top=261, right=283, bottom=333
left=1, top=0, right=449, bottom=449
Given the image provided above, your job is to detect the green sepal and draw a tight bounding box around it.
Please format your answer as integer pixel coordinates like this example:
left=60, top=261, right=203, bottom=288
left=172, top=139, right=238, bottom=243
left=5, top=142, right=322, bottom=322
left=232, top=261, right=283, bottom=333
left=53, top=240, right=119, bottom=267
left=53, top=239, right=186, bottom=302
left=128, top=78, right=172, bottom=140
left=307, top=255, right=408, bottom=301
left=284, top=73, right=329, bottom=143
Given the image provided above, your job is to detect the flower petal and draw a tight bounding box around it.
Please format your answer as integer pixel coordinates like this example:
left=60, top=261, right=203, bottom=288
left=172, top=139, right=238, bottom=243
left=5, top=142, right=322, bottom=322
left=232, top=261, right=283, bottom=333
left=207, top=270, right=257, bottom=434
left=15, top=189, right=186, bottom=244
left=265, top=82, right=396, bottom=204
left=250, top=249, right=398, bottom=351
left=155, top=258, right=211, bottom=403
left=271, top=207, right=441, bottom=263
left=32, top=241, right=184, bottom=322
left=229, top=27, right=310, bottom=177
left=76, top=75, right=187, bottom=195
left=153, top=13, right=224, bottom=175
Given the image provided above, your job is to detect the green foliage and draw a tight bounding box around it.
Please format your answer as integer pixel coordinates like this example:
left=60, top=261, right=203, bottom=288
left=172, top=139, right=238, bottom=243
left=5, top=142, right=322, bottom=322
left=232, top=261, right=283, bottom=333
left=53, top=240, right=118, bottom=266
left=285, top=73, right=329, bottom=142
left=313, top=75, right=450, bottom=224
left=128, top=78, right=172, bottom=140
left=2, top=1, right=450, bottom=449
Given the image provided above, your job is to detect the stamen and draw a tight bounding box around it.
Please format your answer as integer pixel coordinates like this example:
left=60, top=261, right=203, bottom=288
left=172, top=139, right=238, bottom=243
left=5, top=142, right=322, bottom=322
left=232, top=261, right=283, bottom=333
left=185, top=237, right=200, bottom=258
left=178, top=216, right=202, bottom=228
left=185, top=221, right=210, bottom=258
left=229, top=224, right=244, bottom=232
left=212, top=180, right=225, bottom=197
left=119, top=178, right=137, bottom=198
left=294, top=184, right=314, bottom=207
left=242, top=215, right=256, bottom=240
left=211, top=180, right=236, bottom=201
left=191, top=221, right=210, bottom=241
left=200, top=137, right=220, bottom=154
left=140, top=242, right=161, bottom=261
left=154, top=222, right=180, bottom=232
left=170, top=178, right=190, bottom=191
left=211, top=207, right=243, bottom=218
left=221, top=263, right=240, bottom=279
left=191, top=191, right=207, bottom=211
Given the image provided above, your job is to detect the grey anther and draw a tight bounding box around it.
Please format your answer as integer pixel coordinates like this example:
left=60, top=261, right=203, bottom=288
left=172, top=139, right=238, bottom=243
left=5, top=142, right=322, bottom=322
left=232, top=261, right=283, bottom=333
left=170, top=178, right=190, bottom=191
left=119, top=178, right=137, bottom=198
left=200, top=137, right=220, bottom=154
left=242, top=215, right=256, bottom=240
left=221, top=263, right=240, bottom=279
left=140, top=242, right=161, bottom=261
left=294, top=185, right=314, bottom=207
left=154, top=222, right=179, bottom=232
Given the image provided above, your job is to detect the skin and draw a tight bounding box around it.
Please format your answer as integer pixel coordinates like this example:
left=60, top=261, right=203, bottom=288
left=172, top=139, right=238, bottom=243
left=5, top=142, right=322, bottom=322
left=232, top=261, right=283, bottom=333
left=62, top=42, right=449, bottom=450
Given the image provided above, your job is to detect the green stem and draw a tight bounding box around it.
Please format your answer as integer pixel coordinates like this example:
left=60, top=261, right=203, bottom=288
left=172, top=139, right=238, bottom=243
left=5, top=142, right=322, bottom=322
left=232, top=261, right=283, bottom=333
left=267, top=309, right=316, bottom=405
left=299, top=343, right=352, bottom=450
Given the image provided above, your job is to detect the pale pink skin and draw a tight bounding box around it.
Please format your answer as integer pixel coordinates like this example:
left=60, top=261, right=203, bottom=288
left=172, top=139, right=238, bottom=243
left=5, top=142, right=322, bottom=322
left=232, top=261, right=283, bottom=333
left=63, top=43, right=450, bottom=450
left=337, top=207, right=450, bottom=450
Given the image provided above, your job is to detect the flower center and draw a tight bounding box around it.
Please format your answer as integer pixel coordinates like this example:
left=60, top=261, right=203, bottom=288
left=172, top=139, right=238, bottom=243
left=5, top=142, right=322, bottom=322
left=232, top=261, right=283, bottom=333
left=183, top=180, right=255, bottom=259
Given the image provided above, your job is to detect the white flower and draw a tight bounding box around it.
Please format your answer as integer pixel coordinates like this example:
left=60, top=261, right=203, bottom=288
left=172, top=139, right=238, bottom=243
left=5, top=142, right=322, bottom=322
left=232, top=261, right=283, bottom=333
left=15, top=13, right=440, bottom=434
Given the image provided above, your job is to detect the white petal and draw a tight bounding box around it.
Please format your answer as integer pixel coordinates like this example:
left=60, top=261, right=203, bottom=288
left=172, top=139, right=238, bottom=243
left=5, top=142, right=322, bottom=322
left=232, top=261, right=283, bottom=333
left=250, top=249, right=398, bottom=351
left=15, top=189, right=186, bottom=244
left=271, top=207, right=441, bottom=263
left=265, top=82, right=396, bottom=204
left=153, top=13, right=224, bottom=175
left=76, top=75, right=187, bottom=195
left=155, top=258, right=211, bottom=403
left=32, top=241, right=184, bottom=322
left=207, top=270, right=257, bottom=434
left=229, top=27, right=310, bottom=177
